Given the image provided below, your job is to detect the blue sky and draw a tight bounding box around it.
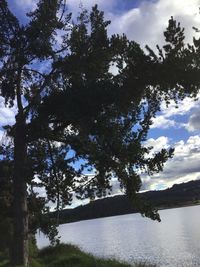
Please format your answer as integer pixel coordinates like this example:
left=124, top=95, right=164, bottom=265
left=2, top=0, right=200, bottom=200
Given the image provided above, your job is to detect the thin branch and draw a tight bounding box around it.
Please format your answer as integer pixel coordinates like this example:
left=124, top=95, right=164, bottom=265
left=75, top=175, right=97, bottom=192
left=23, top=67, right=57, bottom=115
left=23, top=68, right=47, bottom=78
left=58, top=0, right=67, bottom=23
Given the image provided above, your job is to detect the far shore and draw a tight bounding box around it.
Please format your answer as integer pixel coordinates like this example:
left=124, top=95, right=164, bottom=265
left=58, top=201, right=200, bottom=225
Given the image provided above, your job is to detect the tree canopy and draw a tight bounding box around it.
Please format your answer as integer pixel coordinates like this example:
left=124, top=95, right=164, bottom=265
left=0, top=0, right=200, bottom=265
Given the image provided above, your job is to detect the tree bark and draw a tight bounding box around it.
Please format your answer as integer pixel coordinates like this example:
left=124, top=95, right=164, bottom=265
left=11, top=112, right=29, bottom=266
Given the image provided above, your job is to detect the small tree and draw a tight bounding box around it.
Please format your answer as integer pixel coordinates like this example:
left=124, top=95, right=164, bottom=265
left=0, top=1, right=200, bottom=265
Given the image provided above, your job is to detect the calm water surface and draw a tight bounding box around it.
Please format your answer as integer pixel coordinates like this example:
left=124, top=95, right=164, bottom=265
left=37, top=205, right=200, bottom=267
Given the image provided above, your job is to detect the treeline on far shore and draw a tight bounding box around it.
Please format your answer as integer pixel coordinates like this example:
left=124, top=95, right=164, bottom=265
left=52, top=179, right=200, bottom=224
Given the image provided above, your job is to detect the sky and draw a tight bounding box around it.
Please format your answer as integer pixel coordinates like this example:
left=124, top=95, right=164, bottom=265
left=1, top=0, right=200, bottom=204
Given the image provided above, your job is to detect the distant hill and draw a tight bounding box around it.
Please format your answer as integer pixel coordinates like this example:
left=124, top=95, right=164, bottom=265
left=56, top=179, right=200, bottom=224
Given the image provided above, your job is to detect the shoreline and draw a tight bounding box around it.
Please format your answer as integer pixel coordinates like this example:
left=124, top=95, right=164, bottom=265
left=58, top=202, right=200, bottom=225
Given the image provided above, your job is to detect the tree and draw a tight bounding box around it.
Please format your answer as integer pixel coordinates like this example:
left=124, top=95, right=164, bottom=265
left=0, top=157, right=13, bottom=258
left=0, top=1, right=200, bottom=265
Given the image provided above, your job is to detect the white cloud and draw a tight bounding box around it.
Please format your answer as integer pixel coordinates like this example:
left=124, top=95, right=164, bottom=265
left=0, top=130, right=4, bottom=140
left=161, top=95, right=200, bottom=118
left=187, top=112, right=200, bottom=131
left=0, top=97, right=16, bottom=127
left=142, top=135, right=200, bottom=190
left=110, top=178, right=124, bottom=195
left=108, top=0, right=200, bottom=49
left=149, top=94, right=200, bottom=129
left=152, top=93, right=200, bottom=132
left=185, top=104, right=200, bottom=131
left=145, top=136, right=170, bottom=152
left=151, top=116, right=177, bottom=129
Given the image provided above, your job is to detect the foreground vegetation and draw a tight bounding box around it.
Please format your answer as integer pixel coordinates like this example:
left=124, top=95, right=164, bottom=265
left=0, top=243, right=156, bottom=267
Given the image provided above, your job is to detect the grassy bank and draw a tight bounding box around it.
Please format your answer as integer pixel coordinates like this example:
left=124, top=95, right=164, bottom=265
left=0, top=243, right=156, bottom=267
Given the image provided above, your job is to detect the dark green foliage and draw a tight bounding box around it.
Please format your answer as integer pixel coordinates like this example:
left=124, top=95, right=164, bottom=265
left=26, top=0, right=63, bottom=59
left=146, top=17, right=200, bottom=102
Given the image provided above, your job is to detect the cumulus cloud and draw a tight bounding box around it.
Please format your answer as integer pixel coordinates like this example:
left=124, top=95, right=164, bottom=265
left=161, top=95, right=200, bottom=118
left=108, top=0, right=200, bottom=49
left=0, top=97, right=16, bottom=127
left=149, top=94, right=200, bottom=129
left=0, top=130, right=4, bottom=140
left=151, top=116, right=177, bottom=129
left=185, top=104, right=200, bottom=132
left=145, top=136, right=170, bottom=152
left=187, top=112, right=200, bottom=131
left=142, top=135, right=200, bottom=190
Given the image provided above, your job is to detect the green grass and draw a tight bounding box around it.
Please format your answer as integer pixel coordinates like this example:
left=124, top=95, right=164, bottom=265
left=0, top=243, right=156, bottom=267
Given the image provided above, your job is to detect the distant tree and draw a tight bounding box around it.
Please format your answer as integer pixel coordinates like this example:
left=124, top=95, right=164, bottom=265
left=0, top=1, right=200, bottom=265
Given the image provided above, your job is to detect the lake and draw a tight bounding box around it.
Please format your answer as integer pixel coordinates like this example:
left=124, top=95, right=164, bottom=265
left=37, top=205, right=200, bottom=267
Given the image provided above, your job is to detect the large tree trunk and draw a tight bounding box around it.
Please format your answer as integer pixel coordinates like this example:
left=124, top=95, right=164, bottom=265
left=12, top=112, right=29, bottom=266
